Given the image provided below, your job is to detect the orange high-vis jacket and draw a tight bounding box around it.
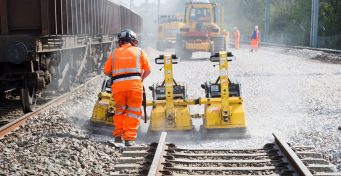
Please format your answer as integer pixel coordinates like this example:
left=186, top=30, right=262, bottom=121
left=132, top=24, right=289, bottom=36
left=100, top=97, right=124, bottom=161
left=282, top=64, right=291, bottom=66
left=103, top=43, right=151, bottom=94
left=234, top=30, right=240, bottom=41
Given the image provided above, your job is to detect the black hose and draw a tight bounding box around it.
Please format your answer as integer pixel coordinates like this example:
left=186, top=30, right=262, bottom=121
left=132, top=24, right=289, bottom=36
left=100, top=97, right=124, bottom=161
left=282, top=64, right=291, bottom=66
left=142, top=86, right=147, bottom=123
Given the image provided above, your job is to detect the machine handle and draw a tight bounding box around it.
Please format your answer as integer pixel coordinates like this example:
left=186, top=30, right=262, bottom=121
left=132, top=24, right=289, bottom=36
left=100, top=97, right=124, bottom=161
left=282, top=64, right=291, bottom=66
left=155, top=55, right=179, bottom=64
left=142, top=86, right=148, bottom=123
left=209, top=52, right=234, bottom=62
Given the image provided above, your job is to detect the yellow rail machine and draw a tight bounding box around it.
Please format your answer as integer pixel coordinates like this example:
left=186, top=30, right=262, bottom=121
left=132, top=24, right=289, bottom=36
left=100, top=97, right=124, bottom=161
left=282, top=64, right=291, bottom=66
left=91, top=79, right=115, bottom=125
left=90, top=52, right=247, bottom=138
left=200, top=51, right=247, bottom=134
left=148, top=55, right=193, bottom=132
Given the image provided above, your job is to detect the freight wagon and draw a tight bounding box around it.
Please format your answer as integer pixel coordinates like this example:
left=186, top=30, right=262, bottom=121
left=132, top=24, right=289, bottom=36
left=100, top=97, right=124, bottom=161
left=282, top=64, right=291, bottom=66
left=0, top=0, right=142, bottom=112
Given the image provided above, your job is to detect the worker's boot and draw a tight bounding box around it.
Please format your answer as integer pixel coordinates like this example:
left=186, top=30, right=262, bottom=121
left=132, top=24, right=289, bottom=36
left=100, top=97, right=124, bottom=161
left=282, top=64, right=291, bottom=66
left=114, top=137, right=123, bottom=143
left=125, top=140, right=135, bottom=146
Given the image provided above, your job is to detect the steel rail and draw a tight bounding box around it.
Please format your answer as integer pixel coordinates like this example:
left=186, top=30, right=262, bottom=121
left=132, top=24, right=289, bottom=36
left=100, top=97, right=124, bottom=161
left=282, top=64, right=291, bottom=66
left=273, top=133, right=313, bottom=176
left=148, top=132, right=167, bottom=176
left=232, top=41, right=341, bottom=55
left=260, top=42, right=341, bottom=54
left=0, top=75, right=101, bottom=138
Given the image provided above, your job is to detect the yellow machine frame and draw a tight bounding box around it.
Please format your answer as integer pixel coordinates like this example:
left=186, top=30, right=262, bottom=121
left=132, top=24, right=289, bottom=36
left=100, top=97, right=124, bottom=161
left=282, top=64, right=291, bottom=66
left=147, top=51, right=246, bottom=131
left=91, top=91, right=115, bottom=125
left=149, top=55, right=193, bottom=131
left=202, top=52, right=247, bottom=129
left=91, top=51, right=246, bottom=133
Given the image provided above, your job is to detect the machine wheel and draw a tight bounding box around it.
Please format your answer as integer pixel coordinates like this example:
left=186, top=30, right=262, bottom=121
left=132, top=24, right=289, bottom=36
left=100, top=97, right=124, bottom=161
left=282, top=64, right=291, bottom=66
left=20, top=88, right=37, bottom=113
left=212, top=36, right=226, bottom=53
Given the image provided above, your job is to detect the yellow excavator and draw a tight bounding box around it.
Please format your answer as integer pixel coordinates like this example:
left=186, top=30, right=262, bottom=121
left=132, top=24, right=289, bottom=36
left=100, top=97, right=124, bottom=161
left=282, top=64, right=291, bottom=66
left=157, top=14, right=184, bottom=51
left=91, top=51, right=247, bottom=137
left=175, top=0, right=229, bottom=60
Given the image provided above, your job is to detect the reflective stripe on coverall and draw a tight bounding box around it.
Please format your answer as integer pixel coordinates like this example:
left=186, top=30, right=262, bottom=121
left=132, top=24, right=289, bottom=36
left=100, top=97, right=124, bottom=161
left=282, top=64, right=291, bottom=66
left=103, top=43, right=151, bottom=141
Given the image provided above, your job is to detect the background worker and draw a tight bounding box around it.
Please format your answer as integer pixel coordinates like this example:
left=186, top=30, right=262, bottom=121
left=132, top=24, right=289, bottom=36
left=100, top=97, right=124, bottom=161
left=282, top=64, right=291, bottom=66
left=250, top=26, right=260, bottom=52
left=103, top=29, right=151, bottom=146
left=233, top=27, right=241, bottom=49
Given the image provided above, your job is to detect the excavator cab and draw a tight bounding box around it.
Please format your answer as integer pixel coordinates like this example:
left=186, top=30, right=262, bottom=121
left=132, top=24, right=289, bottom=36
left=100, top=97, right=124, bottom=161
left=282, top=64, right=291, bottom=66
left=175, top=0, right=229, bottom=60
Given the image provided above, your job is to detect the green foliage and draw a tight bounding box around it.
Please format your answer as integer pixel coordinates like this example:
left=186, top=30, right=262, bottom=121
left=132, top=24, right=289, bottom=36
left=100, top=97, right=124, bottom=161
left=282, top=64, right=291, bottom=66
left=222, top=0, right=340, bottom=48
left=319, top=0, right=341, bottom=35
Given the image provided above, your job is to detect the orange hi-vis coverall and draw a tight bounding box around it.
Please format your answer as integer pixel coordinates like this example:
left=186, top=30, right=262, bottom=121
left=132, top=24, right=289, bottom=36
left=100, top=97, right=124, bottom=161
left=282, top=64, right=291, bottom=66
left=103, top=43, right=151, bottom=141
left=234, top=29, right=241, bottom=49
left=250, top=30, right=260, bottom=50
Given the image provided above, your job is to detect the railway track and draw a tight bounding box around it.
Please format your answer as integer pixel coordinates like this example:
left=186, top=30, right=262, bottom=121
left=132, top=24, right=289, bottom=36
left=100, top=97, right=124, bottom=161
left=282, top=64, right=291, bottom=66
left=113, top=133, right=339, bottom=176
left=0, top=95, right=57, bottom=129
left=0, top=99, right=23, bottom=127
left=0, top=75, right=101, bottom=138
left=234, top=41, right=341, bottom=55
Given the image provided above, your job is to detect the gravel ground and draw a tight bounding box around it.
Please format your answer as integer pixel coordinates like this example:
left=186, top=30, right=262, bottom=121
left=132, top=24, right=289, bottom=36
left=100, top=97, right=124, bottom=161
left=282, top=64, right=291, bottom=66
left=141, top=47, right=341, bottom=170
left=0, top=78, right=121, bottom=175
left=1, top=46, right=339, bottom=174
left=0, top=99, right=24, bottom=127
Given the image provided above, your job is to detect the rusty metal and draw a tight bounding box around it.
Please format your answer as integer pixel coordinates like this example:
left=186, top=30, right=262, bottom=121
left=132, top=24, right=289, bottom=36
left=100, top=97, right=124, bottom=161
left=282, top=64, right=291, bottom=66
left=0, top=75, right=100, bottom=138
left=41, top=0, right=49, bottom=35
left=109, top=133, right=338, bottom=175
left=0, top=0, right=139, bottom=36
left=0, top=0, right=141, bottom=113
left=273, top=133, right=313, bottom=176
left=0, top=0, right=8, bottom=35
left=148, top=132, right=167, bottom=176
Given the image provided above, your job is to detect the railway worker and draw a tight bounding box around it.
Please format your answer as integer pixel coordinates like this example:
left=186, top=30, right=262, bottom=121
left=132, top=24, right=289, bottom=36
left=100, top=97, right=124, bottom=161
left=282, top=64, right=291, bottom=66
left=103, top=29, right=151, bottom=146
left=250, top=26, right=260, bottom=52
left=233, top=27, right=241, bottom=49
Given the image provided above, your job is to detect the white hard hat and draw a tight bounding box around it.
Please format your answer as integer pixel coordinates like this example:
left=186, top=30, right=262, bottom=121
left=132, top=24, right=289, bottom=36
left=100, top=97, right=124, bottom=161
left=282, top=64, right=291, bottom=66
left=255, top=26, right=259, bottom=29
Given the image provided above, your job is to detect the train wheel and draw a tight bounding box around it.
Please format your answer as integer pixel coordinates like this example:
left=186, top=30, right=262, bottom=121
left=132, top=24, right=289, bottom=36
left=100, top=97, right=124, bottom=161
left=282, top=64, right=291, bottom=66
left=20, top=88, right=37, bottom=113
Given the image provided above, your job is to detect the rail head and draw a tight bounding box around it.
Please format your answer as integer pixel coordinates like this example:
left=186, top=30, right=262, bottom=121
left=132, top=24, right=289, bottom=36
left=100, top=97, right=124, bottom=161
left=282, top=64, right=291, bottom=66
left=234, top=41, right=341, bottom=55
left=0, top=75, right=101, bottom=139
left=148, top=132, right=167, bottom=176
left=273, top=133, right=313, bottom=176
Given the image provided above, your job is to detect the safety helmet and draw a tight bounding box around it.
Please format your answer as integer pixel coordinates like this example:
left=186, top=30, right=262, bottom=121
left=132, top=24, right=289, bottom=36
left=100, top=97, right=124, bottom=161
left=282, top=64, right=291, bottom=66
left=118, top=29, right=138, bottom=46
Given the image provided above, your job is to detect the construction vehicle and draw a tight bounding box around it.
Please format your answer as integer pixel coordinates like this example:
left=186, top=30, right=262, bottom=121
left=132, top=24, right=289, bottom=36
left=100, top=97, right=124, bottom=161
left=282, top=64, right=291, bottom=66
left=90, top=51, right=247, bottom=137
left=157, top=14, right=184, bottom=51
left=175, top=0, right=229, bottom=59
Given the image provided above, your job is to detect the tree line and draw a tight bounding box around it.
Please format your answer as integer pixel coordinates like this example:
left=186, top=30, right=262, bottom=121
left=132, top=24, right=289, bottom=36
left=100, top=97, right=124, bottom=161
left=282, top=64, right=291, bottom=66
left=222, top=0, right=340, bottom=49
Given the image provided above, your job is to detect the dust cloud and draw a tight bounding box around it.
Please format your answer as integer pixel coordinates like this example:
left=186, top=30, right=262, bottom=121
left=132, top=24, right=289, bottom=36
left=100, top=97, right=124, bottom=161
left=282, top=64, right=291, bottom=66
left=133, top=0, right=184, bottom=48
